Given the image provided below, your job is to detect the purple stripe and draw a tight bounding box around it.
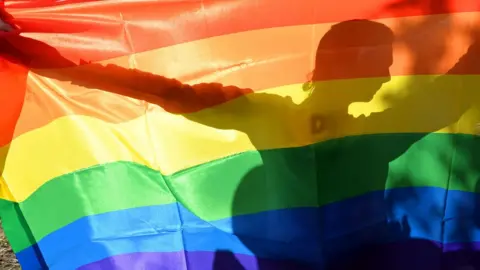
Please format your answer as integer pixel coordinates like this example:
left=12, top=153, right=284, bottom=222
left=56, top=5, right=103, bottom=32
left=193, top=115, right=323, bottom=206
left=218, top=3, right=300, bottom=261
left=79, top=241, right=480, bottom=270
left=78, top=251, right=310, bottom=270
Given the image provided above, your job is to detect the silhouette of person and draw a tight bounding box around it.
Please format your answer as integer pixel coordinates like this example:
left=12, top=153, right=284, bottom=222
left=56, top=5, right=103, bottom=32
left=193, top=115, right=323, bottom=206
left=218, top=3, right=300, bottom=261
left=2, top=16, right=480, bottom=270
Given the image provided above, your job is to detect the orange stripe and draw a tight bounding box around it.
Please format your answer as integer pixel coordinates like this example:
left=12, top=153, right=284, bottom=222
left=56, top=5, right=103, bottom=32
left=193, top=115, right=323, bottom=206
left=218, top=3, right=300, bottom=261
left=5, top=12, right=477, bottom=145
left=3, top=0, right=480, bottom=66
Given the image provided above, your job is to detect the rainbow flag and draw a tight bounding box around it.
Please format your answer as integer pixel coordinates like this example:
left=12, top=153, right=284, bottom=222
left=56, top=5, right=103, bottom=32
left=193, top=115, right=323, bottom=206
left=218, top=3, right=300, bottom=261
left=2, top=0, right=480, bottom=269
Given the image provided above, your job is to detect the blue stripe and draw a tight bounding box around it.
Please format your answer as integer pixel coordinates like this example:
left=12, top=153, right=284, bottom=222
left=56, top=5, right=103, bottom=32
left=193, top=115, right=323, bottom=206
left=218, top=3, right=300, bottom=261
left=17, top=187, right=480, bottom=269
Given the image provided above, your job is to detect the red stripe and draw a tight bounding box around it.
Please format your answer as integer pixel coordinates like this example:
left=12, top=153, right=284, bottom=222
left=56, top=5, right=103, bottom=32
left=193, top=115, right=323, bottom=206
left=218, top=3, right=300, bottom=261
left=5, top=0, right=100, bottom=9
left=2, top=0, right=479, bottom=66
left=0, top=60, right=27, bottom=146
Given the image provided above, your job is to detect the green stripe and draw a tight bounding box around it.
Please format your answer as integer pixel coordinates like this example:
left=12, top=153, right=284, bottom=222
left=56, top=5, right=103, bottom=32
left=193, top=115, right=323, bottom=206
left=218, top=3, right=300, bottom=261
left=0, top=162, right=176, bottom=252
left=2, top=132, right=479, bottom=252
left=169, top=132, right=468, bottom=219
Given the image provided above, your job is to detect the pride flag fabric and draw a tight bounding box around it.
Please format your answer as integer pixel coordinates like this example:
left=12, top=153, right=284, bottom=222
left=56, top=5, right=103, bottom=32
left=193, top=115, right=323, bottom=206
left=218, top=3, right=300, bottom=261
left=2, top=0, right=480, bottom=269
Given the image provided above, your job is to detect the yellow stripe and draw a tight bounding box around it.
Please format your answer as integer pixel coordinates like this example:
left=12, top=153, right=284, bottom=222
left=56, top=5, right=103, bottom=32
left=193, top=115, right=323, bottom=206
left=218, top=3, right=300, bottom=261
left=3, top=75, right=480, bottom=202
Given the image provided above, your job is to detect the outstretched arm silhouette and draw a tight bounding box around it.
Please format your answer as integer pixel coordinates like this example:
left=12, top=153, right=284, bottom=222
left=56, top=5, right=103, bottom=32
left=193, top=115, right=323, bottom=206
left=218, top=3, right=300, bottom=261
left=0, top=33, right=291, bottom=132
left=1, top=19, right=479, bottom=136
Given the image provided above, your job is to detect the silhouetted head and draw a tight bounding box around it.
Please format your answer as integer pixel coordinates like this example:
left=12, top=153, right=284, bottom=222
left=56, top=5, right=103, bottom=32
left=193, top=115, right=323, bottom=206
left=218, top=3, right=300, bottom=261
left=310, top=19, right=394, bottom=106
